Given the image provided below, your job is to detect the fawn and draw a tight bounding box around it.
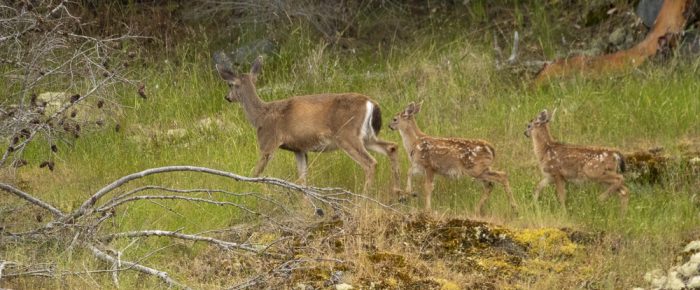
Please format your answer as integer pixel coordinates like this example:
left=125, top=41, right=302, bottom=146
left=389, top=102, right=518, bottom=215
left=525, top=109, right=629, bottom=214
left=214, top=54, right=401, bottom=194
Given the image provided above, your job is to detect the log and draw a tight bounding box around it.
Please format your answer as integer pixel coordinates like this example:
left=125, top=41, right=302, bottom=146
left=535, top=0, right=694, bottom=84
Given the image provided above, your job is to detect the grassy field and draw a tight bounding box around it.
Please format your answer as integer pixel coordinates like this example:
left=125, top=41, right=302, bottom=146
left=2, top=6, right=700, bottom=288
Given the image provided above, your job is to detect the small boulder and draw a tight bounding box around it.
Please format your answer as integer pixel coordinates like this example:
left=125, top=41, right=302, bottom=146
left=685, top=241, right=700, bottom=253
left=691, top=252, right=700, bottom=263
left=335, top=283, right=354, bottom=290
left=666, top=271, right=685, bottom=290
left=645, top=269, right=666, bottom=287
left=609, top=28, right=627, bottom=46
left=688, top=276, right=700, bottom=288
left=679, top=261, right=700, bottom=278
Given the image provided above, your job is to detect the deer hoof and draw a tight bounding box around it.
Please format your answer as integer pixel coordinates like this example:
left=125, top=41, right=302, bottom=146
left=315, top=208, right=325, bottom=217
left=398, top=196, right=408, bottom=203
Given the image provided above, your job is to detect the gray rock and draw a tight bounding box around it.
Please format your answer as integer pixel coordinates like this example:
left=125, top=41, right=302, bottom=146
left=645, top=269, right=665, bottom=283
left=685, top=241, right=700, bottom=253
left=688, top=276, right=700, bottom=288
left=666, top=271, right=686, bottom=290
left=691, top=252, right=700, bottom=263
left=609, top=28, right=627, bottom=46
left=636, top=0, right=664, bottom=28
left=679, top=261, right=700, bottom=278
left=335, top=283, right=353, bottom=290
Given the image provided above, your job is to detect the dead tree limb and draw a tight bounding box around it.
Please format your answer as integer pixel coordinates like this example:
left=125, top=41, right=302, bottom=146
left=0, top=183, right=64, bottom=217
left=98, top=230, right=271, bottom=255
left=86, top=244, right=189, bottom=290
left=1, top=165, right=397, bottom=288
left=535, top=0, right=694, bottom=84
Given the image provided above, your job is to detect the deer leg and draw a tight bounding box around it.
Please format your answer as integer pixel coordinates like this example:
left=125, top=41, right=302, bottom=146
left=479, top=169, right=519, bottom=213
left=598, top=173, right=624, bottom=202
left=406, top=164, right=416, bottom=195
left=554, top=176, right=567, bottom=211
left=533, top=177, right=551, bottom=202
left=475, top=180, right=494, bottom=216
left=366, top=139, right=401, bottom=195
left=598, top=172, right=629, bottom=215
left=423, top=169, right=435, bottom=210
left=618, top=184, right=630, bottom=216
left=252, top=151, right=274, bottom=177
left=294, top=151, right=308, bottom=185
left=338, top=138, right=377, bottom=194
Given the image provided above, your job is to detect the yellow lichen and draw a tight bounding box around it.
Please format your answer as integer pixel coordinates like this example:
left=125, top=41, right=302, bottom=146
left=513, top=228, right=581, bottom=258
left=429, top=278, right=461, bottom=290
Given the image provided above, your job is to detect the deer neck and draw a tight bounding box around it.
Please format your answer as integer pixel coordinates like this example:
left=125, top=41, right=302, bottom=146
left=398, top=118, right=426, bottom=154
left=238, top=85, right=267, bottom=126
left=531, top=124, right=555, bottom=160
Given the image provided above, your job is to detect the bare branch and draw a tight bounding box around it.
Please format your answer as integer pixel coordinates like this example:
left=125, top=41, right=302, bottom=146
left=69, top=166, right=362, bottom=221
left=99, top=185, right=292, bottom=215
left=98, top=230, right=275, bottom=256
left=86, top=244, right=189, bottom=290
left=507, top=31, right=519, bottom=64
left=95, top=195, right=263, bottom=217
left=0, top=183, right=65, bottom=217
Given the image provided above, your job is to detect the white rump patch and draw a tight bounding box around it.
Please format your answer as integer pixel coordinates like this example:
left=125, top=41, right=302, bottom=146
left=360, top=101, right=375, bottom=140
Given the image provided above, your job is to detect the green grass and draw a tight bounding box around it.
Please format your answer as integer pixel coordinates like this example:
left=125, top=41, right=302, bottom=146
left=3, top=17, right=700, bottom=289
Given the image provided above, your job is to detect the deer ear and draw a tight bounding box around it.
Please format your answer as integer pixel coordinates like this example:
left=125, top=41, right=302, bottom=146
left=413, top=101, right=423, bottom=114
left=403, top=102, right=416, bottom=117
left=538, top=110, right=549, bottom=123
left=215, top=64, right=237, bottom=81
left=250, top=56, right=263, bottom=77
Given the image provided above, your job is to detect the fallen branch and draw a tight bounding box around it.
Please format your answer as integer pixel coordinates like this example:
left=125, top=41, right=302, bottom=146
left=98, top=230, right=273, bottom=256
left=0, top=165, right=398, bottom=288
left=535, top=0, right=694, bottom=84
left=86, top=243, right=189, bottom=289
left=0, top=183, right=65, bottom=217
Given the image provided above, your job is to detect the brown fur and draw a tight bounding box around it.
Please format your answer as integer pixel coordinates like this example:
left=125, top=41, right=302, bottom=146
left=215, top=57, right=400, bottom=194
left=525, top=110, right=629, bottom=214
left=389, top=102, right=518, bottom=215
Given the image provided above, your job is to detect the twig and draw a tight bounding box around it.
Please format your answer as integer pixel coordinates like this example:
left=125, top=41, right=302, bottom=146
left=0, top=183, right=65, bottom=217
left=98, top=230, right=275, bottom=256
left=507, top=31, right=519, bottom=64
left=86, top=243, right=189, bottom=290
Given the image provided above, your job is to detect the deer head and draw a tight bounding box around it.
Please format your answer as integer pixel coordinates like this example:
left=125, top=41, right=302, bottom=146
left=389, top=101, right=422, bottom=131
left=524, top=109, right=555, bottom=137
left=214, top=53, right=263, bottom=103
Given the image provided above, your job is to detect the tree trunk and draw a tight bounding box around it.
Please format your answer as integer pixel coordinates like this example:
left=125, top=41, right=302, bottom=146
left=535, top=0, right=694, bottom=84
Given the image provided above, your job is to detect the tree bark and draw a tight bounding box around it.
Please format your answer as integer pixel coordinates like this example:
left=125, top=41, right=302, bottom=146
left=535, top=0, right=694, bottom=84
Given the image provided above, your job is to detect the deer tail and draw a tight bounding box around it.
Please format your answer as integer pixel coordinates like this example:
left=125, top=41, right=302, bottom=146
left=614, top=152, right=626, bottom=173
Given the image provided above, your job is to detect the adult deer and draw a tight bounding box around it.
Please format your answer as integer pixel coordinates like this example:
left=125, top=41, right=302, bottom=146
left=389, top=102, right=518, bottom=215
left=524, top=109, right=629, bottom=214
left=213, top=54, right=400, bottom=194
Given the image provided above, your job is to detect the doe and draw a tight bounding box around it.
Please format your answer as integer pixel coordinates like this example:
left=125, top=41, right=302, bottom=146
left=214, top=54, right=401, bottom=194
left=389, top=102, right=518, bottom=215
left=524, top=109, right=629, bottom=214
